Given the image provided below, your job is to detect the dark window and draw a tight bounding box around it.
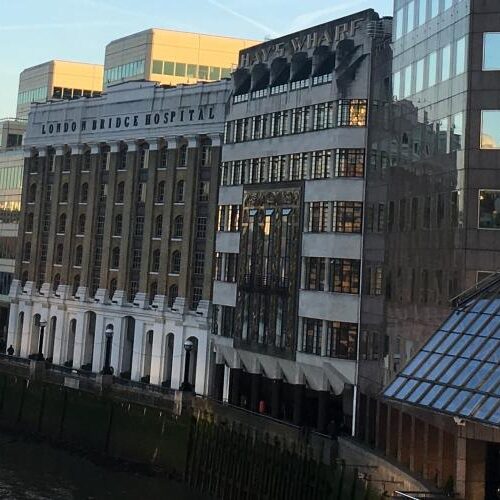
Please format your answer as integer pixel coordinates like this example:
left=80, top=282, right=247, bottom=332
left=157, top=181, right=165, bottom=203
left=335, top=149, right=365, bottom=177
left=196, top=217, right=207, bottom=238
left=58, top=213, right=66, bottom=233
left=198, top=181, right=209, bottom=201
left=60, top=183, right=69, bottom=203
left=53, top=273, right=60, bottom=292
left=55, top=243, right=63, bottom=264
left=116, top=182, right=125, bottom=203
left=152, top=249, right=160, bottom=272
left=326, top=322, right=357, bottom=359
left=168, top=284, right=178, bottom=308
left=114, top=214, right=123, bottom=236
left=411, top=197, right=419, bottom=230
left=304, top=257, right=325, bottom=291
left=132, top=249, right=141, bottom=270
left=171, top=251, right=181, bottom=274
left=331, top=259, right=360, bottom=294
left=155, top=215, right=163, bottom=238
left=135, top=216, right=144, bottom=236
left=302, top=318, right=322, bottom=355
left=23, top=241, right=31, bottom=261
left=194, top=252, right=205, bottom=275
left=149, top=281, right=157, bottom=305
left=72, top=275, right=80, bottom=296
left=82, top=150, right=91, bottom=171
left=80, top=183, right=88, bottom=203
left=191, top=286, right=203, bottom=310
left=173, top=216, right=183, bottom=238
left=178, top=145, right=187, bottom=167
left=78, top=214, right=86, bottom=234
left=334, top=202, right=363, bottom=233
left=308, top=202, right=329, bottom=232
left=25, top=213, right=34, bottom=232
left=109, top=278, right=117, bottom=299
left=74, top=245, right=83, bottom=266
left=28, top=184, right=37, bottom=203
left=175, top=180, right=185, bottom=202
left=111, top=247, right=120, bottom=269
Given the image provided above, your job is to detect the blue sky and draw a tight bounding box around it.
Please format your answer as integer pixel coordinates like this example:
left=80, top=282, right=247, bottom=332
left=0, top=0, right=393, bottom=118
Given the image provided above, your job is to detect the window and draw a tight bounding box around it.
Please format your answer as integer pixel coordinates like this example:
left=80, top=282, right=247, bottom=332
left=114, top=214, right=123, bottom=236
left=337, top=99, right=367, bottom=127
left=395, top=8, right=404, bottom=40
left=191, top=286, right=203, bottom=310
left=135, top=216, right=144, bottom=236
left=198, top=65, right=209, bottom=79
left=63, top=152, right=71, bottom=172
left=58, top=213, right=66, bottom=233
left=99, top=184, right=107, bottom=202
left=326, top=322, right=357, bottom=359
left=171, top=251, right=181, bottom=274
left=430, top=0, right=438, bottom=18
left=128, top=281, right=138, bottom=302
left=74, top=245, right=83, bottom=266
left=28, top=184, right=37, bottom=203
left=152, top=60, right=163, bottom=74
left=111, top=247, right=120, bottom=269
left=23, top=241, right=31, bottom=261
left=334, top=202, right=363, bottom=233
left=178, top=145, right=187, bottom=167
left=80, top=183, right=88, bottom=203
left=194, top=252, right=205, bottom=275
left=304, top=257, right=326, bottom=291
left=175, top=180, right=185, bottom=202
left=118, top=147, right=127, bottom=170
left=136, top=183, right=146, bottom=204
left=415, top=58, right=425, bottom=92
left=61, top=182, right=68, bottom=203
left=308, top=202, right=329, bottom=232
left=311, top=150, right=331, bottom=179
left=159, top=147, right=167, bottom=168
left=423, top=196, right=431, bottom=229
left=336, top=149, right=365, bottom=177
left=441, top=44, right=451, bottom=81
left=139, top=147, right=148, bottom=169
left=163, top=61, right=174, bottom=75
left=429, top=51, right=437, bottom=86
left=479, top=190, right=500, bottom=229
left=155, top=215, right=163, bottom=238
left=156, top=181, right=165, bottom=203
left=168, top=284, right=178, bottom=308
left=82, top=150, right=91, bottom=171
left=331, top=259, right=360, bottom=294
left=78, top=214, right=86, bottom=235
left=482, top=33, right=500, bottom=71
left=149, top=281, right=157, bottom=305
left=96, top=215, right=105, bottom=235
left=132, top=249, right=141, bottom=270
left=451, top=112, right=463, bottom=151
left=403, top=64, right=412, bottom=97
left=152, top=249, right=160, bottom=272
left=198, top=181, right=209, bottom=201
left=72, top=275, right=80, bottom=296
left=201, top=145, right=211, bottom=166
left=116, top=182, right=125, bottom=203
left=196, top=217, right=207, bottom=238
left=25, top=213, right=34, bottom=232
left=302, top=318, right=322, bottom=355
left=55, top=243, right=63, bottom=264
left=407, top=1, right=415, bottom=32
left=173, top=216, right=183, bottom=238
left=411, top=197, right=419, bottom=230
left=481, top=111, right=500, bottom=149
left=393, top=70, right=401, bottom=99
left=399, top=199, right=407, bottom=231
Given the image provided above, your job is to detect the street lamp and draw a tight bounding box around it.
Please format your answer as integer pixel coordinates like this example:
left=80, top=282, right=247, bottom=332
left=180, top=339, right=194, bottom=391
left=36, top=320, right=47, bottom=361
left=102, top=325, right=114, bottom=375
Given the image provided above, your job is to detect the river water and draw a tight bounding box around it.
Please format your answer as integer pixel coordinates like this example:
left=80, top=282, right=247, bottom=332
left=0, top=430, right=208, bottom=500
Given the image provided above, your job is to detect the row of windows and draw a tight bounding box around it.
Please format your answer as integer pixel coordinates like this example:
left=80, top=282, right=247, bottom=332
left=17, top=86, right=48, bottom=105
left=301, top=318, right=357, bottom=359
left=104, top=59, right=145, bottom=83
left=393, top=36, right=467, bottom=99
left=52, top=87, right=101, bottom=100
left=151, top=59, right=231, bottom=80
left=306, top=201, right=363, bottom=234
left=394, top=0, right=460, bottom=41
left=214, top=252, right=238, bottom=282
left=303, top=258, right=360, bottom=294
left=220, top=148, right=365, bottom=186
left=224, top=100, right=367, bottom=144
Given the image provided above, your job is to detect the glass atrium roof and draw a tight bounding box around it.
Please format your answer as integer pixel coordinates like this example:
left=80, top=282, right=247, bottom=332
left=383, top=274, right=500, bottom=427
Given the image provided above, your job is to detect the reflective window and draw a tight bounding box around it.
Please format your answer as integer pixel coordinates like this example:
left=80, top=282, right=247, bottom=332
left=429, top=51, right=437, bottom=86
left=481, top=111, right=500, bottom=149
left=418, top=0, right=427, bottom=25
left=444, top=0, right=452, bottom=9
left=416, top=58, right=425, bottom=92
left=152, top=60, right=163, bottom=74
left=163, top=61, right=175, bottom=75
left=407, top=1, right=415, bottom=32
left=479, top=190, right=500, bottom=229
left=483, top=33, right=500, bottom=70
left=430, top=0, right=439, bottom=17
left=395, top=8, right=404, bottom=40
left=441, top=44, right=451, bottom=81
left=456, top=36, right=467, bottom=75
left=393, top=70, right=401, bottom=99
left=403, top=64, right=413, bottom=97
left=451, top=112, right=463, bottom=151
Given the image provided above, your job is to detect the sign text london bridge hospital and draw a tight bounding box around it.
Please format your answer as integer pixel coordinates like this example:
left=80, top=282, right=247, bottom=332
left=40, top=106, right=217, bottom=136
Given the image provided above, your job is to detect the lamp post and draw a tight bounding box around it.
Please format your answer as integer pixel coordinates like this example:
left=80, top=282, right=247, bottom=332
left=36, top=320, right=47, bottom=361
left=180, top=339, right=194, bottom=391
left=102, top=326, right=114, bottom=375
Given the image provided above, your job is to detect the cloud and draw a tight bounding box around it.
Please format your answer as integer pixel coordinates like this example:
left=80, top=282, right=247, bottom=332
left=207, top=0, right=278, bottom=38
left=289, top=0, right=369, bottom=32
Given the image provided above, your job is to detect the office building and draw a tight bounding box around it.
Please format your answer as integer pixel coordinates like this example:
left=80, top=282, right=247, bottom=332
left=103, top=29, right=259, bottom=88
left=8, top=79, right=230, bottom=394
left=209, top=9, right=392, bottom=432
left=17, top=60, right=103, bottom=119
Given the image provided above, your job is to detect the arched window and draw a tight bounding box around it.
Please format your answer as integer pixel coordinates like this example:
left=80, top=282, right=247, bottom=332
left=58, top=213, right=67, bottom=233
left=155, top=215, right=163, bottom=238
left=149, top=281, right=157, bottom=305
left=175, top=180, right=185, bottom=202
left=23, top=242, right=31, bottom=261
left=80, top=183, right=88, bottom=203
left=109, top=278, right=117, bottom=299
left=171, top=250, right=181, bottom=274
left=55, top=243, right=64, bottom=264
left=174, top=216, right=183, bottom=238
left=53, top=273, right=61, bottom=292
left=116, top=182, right=125, bottom=203
left=72, top=275, right=80, bottom=296
left=21, top=270, right=29, bottom=287
left=78, top=214, right=86, bottom=235
left=168, top=284, right=178, bottom=308
left=114, top=214, right=123, bottom=236
left=111, top=247, right=120, bottom=269
left=28, top=184, right=37, bottom=203
left=60, top=183, right=69, bottom=202
left=152, top=249, right=161, bottom=272
left=26, top=213, right=34, bottom=232
left=179, top=144, right=187, bottom=166
left=157, top=181, right=165, bottom=203
left=74, top=245, right=83, bottom=266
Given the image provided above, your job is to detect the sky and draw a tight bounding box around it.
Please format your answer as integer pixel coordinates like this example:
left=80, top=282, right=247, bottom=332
left=0, top=0, right=393, bottom=118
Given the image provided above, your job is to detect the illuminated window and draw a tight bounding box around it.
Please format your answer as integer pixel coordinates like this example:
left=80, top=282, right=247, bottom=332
left=479, top=190, right=500, bottom=229
left=481, top=111, right=500, bottom=149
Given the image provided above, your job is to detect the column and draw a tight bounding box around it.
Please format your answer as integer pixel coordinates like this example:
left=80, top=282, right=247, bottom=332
left=91, top=314, right=105, bottom=373
left=6, top=301, right=18, bottom=351
left=170, top=330, right=183, bottom=390
left=229, top=368, right=242, bottom=406
left=110, top=319, right=123, bottom=375
left=149, top=323, right=164, bottom=385
left=52, top=313, right=67, bottom=365
left=409, top=415, right=416, bottom=472
left=455, top=428, right=466, bottom=499
left=131, top=320, right=145, bottom=381
left=292, top=384, right=305, bottom=426
left=270, top=378, right=282, bottom=419
left=316, top=390, right=329, bottom=434
left=19, top=308, right=33, bottom=357
left=72, top=312, right=86, bottom=368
